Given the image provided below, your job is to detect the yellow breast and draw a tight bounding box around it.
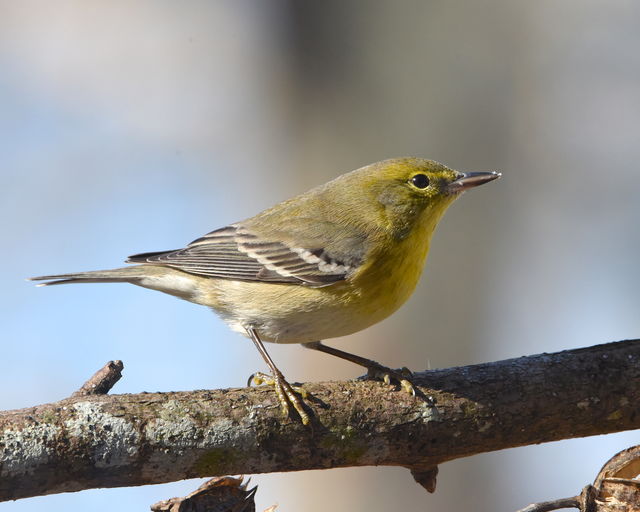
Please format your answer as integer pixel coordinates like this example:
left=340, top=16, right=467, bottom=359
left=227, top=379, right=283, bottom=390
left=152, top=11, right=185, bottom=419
left=201, top=217, right=435, bottom=344
left=338, top=223, right=433, bottom=328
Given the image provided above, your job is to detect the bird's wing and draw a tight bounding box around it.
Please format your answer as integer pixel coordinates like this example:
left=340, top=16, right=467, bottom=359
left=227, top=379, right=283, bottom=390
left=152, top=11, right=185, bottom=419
left=127, top=224, right=366, bottom=287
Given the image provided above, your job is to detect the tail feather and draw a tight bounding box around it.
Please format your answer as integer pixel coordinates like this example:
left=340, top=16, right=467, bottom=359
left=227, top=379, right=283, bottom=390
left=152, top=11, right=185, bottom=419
left=30, top=265, right=202, bottom=303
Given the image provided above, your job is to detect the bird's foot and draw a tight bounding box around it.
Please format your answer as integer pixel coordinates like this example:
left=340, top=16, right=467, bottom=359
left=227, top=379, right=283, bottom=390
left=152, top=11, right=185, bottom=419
left=362, top=363, right=416, bottom=396
left=248, top=371, right=310, bottom=425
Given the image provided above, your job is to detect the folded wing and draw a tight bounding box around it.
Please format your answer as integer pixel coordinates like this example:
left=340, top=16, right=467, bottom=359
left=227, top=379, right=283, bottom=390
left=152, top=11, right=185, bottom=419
left=127, top=225, right=362, bottom=287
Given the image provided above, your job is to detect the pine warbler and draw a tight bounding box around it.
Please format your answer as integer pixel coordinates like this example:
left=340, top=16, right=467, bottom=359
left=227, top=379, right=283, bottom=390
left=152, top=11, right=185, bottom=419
left=31, top=157, right=499, bottom=424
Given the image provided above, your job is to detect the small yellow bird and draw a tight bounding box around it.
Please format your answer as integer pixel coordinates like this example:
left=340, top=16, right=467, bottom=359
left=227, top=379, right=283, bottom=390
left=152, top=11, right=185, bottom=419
left=31, top=157, right=499, bottom=424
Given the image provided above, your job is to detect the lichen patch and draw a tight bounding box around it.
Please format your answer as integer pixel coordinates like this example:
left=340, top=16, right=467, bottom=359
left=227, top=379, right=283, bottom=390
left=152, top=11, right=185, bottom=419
left=64, top=401, right=140, bottom=468
left=1, top=423, right=60, bottom=475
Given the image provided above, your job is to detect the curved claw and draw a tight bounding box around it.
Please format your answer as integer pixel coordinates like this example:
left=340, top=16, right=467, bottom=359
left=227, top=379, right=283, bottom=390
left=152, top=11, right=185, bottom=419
left=400, top=378, right=416, bottom=396
left=249, top=371, right=310, bottom=425
left=400, top=367, right=413, bottom=378
left=248, top=371, right=276, bottom=388
left=366, top=364, right=417, bottom=396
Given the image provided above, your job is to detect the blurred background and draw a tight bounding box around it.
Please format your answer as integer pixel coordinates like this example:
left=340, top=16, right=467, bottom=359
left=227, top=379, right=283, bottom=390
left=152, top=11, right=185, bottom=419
left=2, top=1, right=639, bottom=511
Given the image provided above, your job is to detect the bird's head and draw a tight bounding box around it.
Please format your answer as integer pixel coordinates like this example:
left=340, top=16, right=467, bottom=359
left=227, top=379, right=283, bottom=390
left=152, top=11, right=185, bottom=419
left=330, top=157, right=500, bottom=239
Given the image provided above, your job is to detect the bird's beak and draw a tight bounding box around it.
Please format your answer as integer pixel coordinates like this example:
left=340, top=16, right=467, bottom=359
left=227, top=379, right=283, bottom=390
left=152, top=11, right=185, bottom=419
left=447, top=171, right=501, bottom=193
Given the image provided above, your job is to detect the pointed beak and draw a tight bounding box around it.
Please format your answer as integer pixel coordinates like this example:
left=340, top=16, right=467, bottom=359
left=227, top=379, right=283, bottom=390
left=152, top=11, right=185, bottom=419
left=447, top=171, right=501, bottom=193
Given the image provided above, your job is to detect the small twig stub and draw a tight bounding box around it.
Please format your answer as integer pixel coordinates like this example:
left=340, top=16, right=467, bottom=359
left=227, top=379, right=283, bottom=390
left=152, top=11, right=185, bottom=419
left=72, top=360, right=124, bottom=397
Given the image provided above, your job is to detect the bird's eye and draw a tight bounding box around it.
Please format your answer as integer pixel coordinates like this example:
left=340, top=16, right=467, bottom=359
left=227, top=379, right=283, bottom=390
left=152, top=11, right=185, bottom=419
left=410, top=174, right=430, bottom=189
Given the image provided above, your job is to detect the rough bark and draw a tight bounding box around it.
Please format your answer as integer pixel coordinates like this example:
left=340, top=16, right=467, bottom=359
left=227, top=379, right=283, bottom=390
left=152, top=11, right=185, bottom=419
left=1, top=340, right=639, bottom=502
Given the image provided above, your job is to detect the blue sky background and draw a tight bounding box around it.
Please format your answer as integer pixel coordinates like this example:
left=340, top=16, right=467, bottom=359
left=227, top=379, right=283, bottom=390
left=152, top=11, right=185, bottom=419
left=2, top=2, right=640, bottom=511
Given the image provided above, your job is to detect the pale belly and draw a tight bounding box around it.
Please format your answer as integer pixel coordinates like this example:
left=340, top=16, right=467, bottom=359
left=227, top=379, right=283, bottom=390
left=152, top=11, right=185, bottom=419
left=135, top=265, right=415, bottom=344
left=203, top=253, right=425, bottom=344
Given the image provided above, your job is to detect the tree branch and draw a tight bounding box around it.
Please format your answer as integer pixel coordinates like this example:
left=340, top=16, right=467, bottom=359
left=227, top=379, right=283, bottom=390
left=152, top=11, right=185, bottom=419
left=1, top=340, right=639, bottom=502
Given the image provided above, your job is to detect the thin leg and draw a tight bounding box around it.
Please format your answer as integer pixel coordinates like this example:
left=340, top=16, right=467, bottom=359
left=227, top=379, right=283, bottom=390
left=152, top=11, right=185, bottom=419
left=303, top=341, right=415, bottom=395
left=247, top=327, right=310, bottom=425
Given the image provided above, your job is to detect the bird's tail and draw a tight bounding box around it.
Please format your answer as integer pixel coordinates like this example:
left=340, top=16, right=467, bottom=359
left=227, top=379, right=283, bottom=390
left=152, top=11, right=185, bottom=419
left=29, top=266, right=148, bottom=286
left=29, top=264, right=204, bottom=304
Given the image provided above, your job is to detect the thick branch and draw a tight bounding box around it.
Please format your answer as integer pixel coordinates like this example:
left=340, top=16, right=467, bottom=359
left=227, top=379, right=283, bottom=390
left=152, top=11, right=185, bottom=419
left=1, top=340, right=639, bottom=502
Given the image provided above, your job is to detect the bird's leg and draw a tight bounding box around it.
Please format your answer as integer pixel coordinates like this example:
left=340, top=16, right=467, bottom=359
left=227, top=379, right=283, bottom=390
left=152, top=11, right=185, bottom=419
left=246, top=327, right=310, bottom=425
left=302, top=341, right=415, bottom=396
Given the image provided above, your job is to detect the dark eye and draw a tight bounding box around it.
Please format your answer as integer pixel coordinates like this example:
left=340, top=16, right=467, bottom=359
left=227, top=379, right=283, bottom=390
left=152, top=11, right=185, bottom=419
left=410, top=174, right=430, bottom=189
